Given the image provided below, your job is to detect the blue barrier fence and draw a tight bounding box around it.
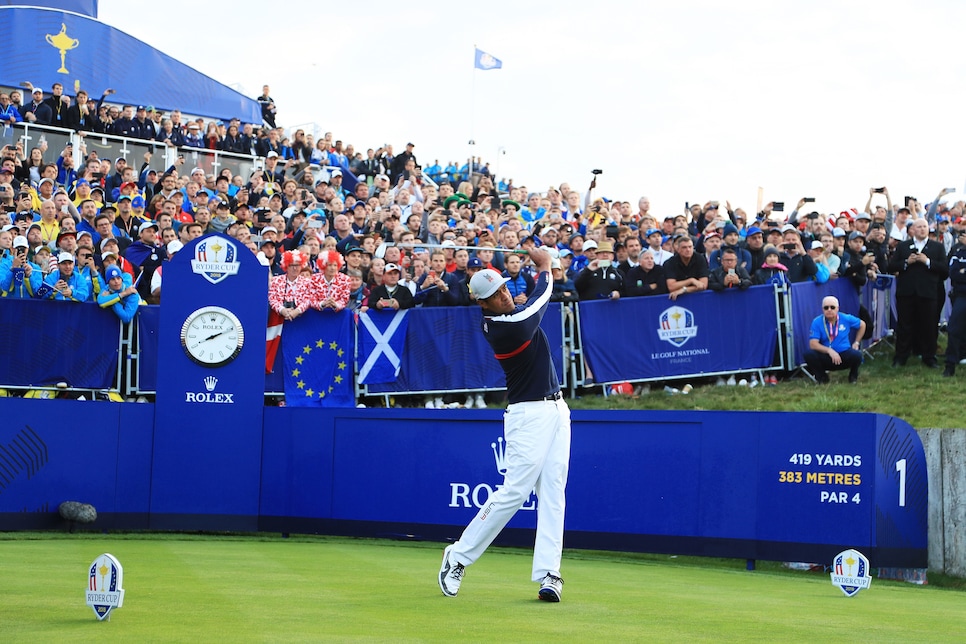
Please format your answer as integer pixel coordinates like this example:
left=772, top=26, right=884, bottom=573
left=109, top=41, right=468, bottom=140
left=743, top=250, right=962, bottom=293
left=0, top=279, right=897, bottom=396
left=0, top=399, right=928, bottom=567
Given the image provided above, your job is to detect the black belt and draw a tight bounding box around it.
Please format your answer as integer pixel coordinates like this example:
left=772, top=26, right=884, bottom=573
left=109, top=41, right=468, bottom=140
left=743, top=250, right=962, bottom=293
left=542, top=391, right=563, bottom=401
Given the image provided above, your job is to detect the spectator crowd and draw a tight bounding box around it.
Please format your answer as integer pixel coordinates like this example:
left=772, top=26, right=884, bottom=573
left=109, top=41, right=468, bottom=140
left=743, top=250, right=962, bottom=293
left=3, top=81, right=966, bottom=399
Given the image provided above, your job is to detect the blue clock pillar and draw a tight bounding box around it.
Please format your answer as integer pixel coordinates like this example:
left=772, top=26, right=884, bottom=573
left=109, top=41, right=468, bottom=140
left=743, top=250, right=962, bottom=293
left=150, top=233, right=269, bottom=530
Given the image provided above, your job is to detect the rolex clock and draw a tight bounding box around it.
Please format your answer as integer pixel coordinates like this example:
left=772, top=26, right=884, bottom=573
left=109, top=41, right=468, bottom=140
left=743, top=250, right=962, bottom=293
left=179, top=305, right=245, bottom=367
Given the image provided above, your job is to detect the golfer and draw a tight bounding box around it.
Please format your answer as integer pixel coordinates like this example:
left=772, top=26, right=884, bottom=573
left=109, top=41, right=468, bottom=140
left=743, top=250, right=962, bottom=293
left=439, top=247, right=571, bottom=602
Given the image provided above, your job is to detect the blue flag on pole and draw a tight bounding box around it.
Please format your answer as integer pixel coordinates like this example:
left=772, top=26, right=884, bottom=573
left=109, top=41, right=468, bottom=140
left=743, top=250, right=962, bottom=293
left=474, top=48, right=502, bottom=70
left=357, top=310, right=409, bottom=384
left=281, top=310, right=354, bottom=407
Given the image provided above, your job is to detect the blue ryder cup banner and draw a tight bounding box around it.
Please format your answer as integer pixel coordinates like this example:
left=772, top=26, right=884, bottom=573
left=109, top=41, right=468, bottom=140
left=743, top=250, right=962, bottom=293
left=282, top=310, right=354, bottom=407
left=357, top=310, right=409, bottom=384
left=0, top=298, right=118, bottom=388
left=789, top=280, right=860, bottom=366
left=579, top=287, right=778, bottom=382
left=0, top=7, right=261, bottom=122
left=365, top=304, right=565, bottom=394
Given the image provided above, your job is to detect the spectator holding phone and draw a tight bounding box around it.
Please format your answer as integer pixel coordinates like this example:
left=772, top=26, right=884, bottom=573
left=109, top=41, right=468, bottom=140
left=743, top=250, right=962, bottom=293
left=0, top=236, right=42, bottom=298
left=368, top=263, right=414, bottom=310
left=709, top=248, right=752, bottom=291
left=777, top=225, right=817, bottom=282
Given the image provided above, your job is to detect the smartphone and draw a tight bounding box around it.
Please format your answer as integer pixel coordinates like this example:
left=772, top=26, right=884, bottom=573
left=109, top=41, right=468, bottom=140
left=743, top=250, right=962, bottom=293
left=428, top=270, right=436, bottom=281
left=874, top=187, right=885, bottom=193
left=782, top=243, right=795, bottom=251
left=300, top=189, right=308, bottom=201
left=728, top=268, right=736, bottom=275
left=905, top=196, right=915, bottom=206
left=803, top=197, right=815, bottom=203
left=591, top=169, right=603, bottom=175
left=773, top=202, right=785, bottom=212
left=308, top=219, right=323, bottom=229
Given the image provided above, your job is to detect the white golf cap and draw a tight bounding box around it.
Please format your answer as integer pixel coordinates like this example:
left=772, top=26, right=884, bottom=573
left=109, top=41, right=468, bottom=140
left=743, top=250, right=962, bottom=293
left=167, top=240, right=184, bottom=254
left=470, top=268, right=510, bottom=300
left=57, top=252, right=74, bottom=263
left=12, top=235, right=28, bottom=249
left=583, top=240, right=598, bottom=250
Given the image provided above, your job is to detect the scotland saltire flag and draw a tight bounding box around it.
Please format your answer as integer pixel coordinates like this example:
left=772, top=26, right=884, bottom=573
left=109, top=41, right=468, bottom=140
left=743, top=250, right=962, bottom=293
left=357, top=310, right=409, bottom=384
left=474, top=48, right=502, bottom=71
left=282, top=310, right=354, bottom=407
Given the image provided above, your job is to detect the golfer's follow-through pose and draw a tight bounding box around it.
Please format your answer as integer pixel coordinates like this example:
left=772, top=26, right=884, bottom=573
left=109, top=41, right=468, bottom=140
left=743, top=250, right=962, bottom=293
left=439, top=247, right=572, bottom=602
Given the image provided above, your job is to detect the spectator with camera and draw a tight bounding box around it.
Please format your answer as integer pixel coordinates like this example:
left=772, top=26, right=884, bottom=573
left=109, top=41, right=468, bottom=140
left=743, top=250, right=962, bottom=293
left=709, top=247, right=752, bottom=291
left=575, top=240, right=623, bottom=301
left=777, top=225, right=817, bottom=282
left=44, top=252, right=89, bottom=302
left=415, top=250, right=462, bottom=307
left=269, top=250, right=315, bottom=321
left=0, top=236, right=42, bottom=298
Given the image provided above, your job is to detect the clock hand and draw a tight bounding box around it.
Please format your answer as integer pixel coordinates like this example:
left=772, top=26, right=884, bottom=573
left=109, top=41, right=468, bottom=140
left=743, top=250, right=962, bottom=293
left=202, top=328, right=231, bottom=343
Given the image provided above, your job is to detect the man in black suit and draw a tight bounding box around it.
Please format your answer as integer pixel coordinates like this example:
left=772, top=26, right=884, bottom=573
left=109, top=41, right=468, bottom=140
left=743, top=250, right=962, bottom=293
left=888, top=218, right=949, bottom=368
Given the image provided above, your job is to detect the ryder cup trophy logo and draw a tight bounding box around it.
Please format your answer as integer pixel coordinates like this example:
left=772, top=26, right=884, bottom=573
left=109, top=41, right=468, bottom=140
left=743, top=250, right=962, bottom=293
left=86, top=553, right=125, bottom=620
left=657, top=306, right=698, bottom=348
left=191, top=238, right=240, bottom=284
left=46, top=23, right=79, bottom=74
left=830, top=549, right=872, bottom=597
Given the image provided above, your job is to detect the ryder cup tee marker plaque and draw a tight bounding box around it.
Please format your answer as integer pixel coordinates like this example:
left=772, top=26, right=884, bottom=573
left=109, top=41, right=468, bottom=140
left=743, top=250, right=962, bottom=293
left=86, top=553, right=125, bottom=620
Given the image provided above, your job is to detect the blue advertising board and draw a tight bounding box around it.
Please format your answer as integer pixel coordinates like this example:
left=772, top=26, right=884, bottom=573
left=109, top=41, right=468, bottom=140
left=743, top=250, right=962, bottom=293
left=579, top=286, right=778, bottom=382
left=0, top=402, right=927, bottom=567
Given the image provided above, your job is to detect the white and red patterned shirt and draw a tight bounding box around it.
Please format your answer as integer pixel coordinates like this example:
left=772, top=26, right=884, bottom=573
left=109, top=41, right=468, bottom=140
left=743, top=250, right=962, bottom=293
left=268, top=274, right=316, bottom=314
left=312, top=272, right=351, bottom=311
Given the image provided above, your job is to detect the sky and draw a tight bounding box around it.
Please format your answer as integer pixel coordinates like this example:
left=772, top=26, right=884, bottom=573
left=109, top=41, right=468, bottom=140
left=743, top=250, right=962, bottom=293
left=98, top=0, right=966, bottom=219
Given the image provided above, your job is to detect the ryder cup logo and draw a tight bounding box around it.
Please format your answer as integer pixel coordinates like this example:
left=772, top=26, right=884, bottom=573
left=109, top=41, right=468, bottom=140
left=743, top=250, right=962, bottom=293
left=86, top=553, right=125, bottom=621
left=449, top=437, right=535, bottom=511
left=191, top=238, right=240, bottom=284
left=830, top=549, right=872, bottom=597
left=658, top=306, right=698, bottom=347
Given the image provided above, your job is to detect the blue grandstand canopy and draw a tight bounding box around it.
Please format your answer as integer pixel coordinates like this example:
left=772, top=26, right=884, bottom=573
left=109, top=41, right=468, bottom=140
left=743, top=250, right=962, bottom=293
left=0, top=0, right=96, bottom=17
left=0, top=6, right=262, bottom=123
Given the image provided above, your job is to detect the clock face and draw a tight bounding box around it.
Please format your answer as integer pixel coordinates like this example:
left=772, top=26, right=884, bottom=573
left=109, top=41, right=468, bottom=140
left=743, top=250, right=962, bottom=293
left=180, top=306, right=245, bottom=367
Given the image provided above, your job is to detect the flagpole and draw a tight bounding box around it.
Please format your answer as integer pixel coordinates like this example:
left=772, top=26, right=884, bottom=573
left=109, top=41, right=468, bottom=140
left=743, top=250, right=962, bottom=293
left=469, top=44, right=477, bottom=190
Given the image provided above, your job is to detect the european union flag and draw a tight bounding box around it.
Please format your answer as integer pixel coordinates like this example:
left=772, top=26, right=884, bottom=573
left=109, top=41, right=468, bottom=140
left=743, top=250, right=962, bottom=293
left=282, top=309, right=354, bottom=407
left=474, top=48, right=502, bottom=70
left=357, top=310, right=409, bottom=384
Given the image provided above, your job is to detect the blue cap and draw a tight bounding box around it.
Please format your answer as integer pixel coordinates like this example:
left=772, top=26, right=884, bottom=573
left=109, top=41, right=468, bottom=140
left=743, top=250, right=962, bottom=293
left=558, top=248, right=572, bottom=257
left=467, top=257, right=484, bottom=269
left=645, top=228, right=661, bottom=237
left=746, top=226, right=763, bottom=236
left=75, top=178, right=90, bottom=188
left=105, top=265, right=122, bottom=281
left=131, top=196, right=145, bottom=209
